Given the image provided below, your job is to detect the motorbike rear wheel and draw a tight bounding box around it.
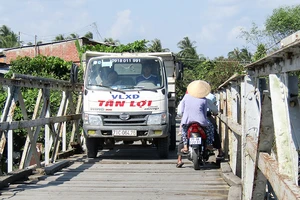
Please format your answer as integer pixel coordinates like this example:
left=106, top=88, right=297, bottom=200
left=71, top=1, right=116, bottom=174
left=192, top=148, right=200, bottom=170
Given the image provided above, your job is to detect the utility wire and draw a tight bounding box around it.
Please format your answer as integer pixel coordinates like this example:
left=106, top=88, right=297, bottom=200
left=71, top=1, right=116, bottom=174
left=39, top=23, right=94, bottom=39
left=18, top=23, right=98, bottom=44
left=19, top=32, right=35, bottom=37
left=176, top=57, right=252, bottom=64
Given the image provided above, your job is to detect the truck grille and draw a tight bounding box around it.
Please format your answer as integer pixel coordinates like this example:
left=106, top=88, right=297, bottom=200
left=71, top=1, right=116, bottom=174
left=102, top=113, right=150, bottom=126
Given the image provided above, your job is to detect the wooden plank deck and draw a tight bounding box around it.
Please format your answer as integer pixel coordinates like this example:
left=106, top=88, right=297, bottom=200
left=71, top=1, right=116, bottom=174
left=0, top=144, right=230, bottom=200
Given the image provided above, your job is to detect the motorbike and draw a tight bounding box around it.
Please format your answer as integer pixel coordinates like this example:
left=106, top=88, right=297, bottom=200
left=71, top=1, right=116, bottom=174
left=185, top=122, right=210, bottom=170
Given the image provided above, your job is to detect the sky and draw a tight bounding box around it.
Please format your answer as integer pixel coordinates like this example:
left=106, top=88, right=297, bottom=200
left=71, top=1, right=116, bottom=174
left=0, top=0, right=299, bottom=59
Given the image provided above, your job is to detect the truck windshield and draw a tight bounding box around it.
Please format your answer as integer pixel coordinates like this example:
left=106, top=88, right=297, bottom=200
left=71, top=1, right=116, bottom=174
left=85, top=57, right=164, bottom=90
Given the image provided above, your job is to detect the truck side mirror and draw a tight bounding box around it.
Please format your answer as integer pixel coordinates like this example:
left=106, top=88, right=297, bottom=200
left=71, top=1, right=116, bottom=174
left=70, top=63, right=79, bottom=83
left=175, top=62, right=183, bottom=80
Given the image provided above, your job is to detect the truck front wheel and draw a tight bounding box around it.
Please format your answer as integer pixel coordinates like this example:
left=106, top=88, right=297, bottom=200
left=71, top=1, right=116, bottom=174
left=157, top=137, right=169, bottom=159
left=86, top=138, right=99, bottom=158
left=169, top=125, right=176, bottom=150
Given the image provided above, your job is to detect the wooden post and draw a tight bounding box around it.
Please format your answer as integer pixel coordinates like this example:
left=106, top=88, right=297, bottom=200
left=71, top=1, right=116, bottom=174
left=242, top=74, right=261, bottom=200
left=252, top=91, right=274, bottom=199
left=269, top=73, right=297, bottom=182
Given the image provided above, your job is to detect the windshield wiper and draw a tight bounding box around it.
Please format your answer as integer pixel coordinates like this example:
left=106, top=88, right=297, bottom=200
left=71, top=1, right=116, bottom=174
left=88, top=84, right=126, bottom=94
left=133, top=86, right=158, bottom=93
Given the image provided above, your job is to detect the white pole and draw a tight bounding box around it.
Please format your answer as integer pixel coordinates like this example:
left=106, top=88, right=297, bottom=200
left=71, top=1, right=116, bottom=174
left=7, top=130, right=13, bottom=172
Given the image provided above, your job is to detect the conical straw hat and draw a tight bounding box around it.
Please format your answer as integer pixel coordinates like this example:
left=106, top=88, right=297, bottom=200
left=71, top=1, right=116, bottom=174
left=187, top=80, right=211, bottom=98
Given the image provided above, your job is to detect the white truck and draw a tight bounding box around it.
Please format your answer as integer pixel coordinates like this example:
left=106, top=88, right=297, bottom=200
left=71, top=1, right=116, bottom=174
left=82, top=51, right=183, bottom=158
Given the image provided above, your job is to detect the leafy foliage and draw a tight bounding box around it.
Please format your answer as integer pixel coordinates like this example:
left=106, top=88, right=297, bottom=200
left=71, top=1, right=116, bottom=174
left=148, top=38, right=170, bottom=52
left=252, top=44, right=267, bottom=62
left=206, top=59, right=244, bottom=91
left=177, top=37, right=200, bottom=70
left=265, top=5, right=300, bottom=41
left=53, top=32, right=93, bottom=42
left=84, top=32, right=93, bottom=39
left=239, top=23, right=271, bottom=48
left=80, top=39, right=148, bottom=54
left=0, top=55, right=77, bottom=169
left=76, top=39, right=149, bottom=64
left=0, top=25, right=20, bottom=48
left=104, top=38, right=120, bottom=45
left=6, top=55, right=73, bottom=80
left=175, top=37, right=245, bottom=102
left=228, top=48, right=252, bottom=63
left=240, top=5, right=300, bottom=56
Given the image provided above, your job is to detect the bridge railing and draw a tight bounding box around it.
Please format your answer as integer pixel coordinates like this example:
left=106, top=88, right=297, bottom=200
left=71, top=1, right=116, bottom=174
left=0, top=74, right=83, bottom=174
left=215, top=39, right=300, bottom=199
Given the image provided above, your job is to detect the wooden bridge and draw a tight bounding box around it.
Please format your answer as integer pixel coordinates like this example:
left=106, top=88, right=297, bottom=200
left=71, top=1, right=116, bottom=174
left=1, top=39, right=300, bottom=199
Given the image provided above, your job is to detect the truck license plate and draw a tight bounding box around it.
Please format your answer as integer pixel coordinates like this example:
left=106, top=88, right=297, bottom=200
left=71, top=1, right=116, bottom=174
left=112, top=130, right=137, bottom=136
left=189, top=137, right=202, bottom=145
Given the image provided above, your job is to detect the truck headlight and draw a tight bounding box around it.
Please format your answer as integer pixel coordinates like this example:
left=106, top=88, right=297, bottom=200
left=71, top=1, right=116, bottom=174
left=84, top=113, right=103, bottom=126
left=147, top=113, right=167, bottom=125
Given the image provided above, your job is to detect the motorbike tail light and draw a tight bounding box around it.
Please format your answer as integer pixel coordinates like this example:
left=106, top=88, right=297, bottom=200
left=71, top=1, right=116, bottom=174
left=187, top=123, right=207, bottom=139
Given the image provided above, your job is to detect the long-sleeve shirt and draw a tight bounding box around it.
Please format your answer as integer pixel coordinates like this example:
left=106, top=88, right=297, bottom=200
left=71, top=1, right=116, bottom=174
left=180, top=94, right=210, bottom=145
left=180, top=94, right=209, bottom=127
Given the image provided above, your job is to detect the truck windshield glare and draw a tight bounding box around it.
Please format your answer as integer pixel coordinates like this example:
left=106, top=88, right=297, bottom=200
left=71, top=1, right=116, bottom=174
left=86, top=57, right=163, bottom=90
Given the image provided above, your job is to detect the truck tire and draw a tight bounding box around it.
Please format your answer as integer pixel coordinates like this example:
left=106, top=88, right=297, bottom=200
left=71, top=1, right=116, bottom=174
left=123, top=140, right=134, bottom=145
left=86, top=138, right=98, bottom=158
left=169, top=125, right=176, bottom=150
left=157, top=137, right=169, bottom=159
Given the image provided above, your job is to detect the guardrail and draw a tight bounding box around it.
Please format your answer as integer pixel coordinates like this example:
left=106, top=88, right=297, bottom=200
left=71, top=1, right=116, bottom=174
left=215, top=40, right=300, bottom=199
left=0, top=74, right=83, bottom=174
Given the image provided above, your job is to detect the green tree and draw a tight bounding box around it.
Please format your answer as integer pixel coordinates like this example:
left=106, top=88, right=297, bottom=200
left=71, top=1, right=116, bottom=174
left=0, top=25, right=20, bottom=48
left=75, top=39, right=149, bottom=63
left=84, top=31, right=93, bottom=39
left=228, top=48, right=252, bottom=63
left=104, top=38, right=120, bottom=45
left=177, top=37, right=199, bottom=70
left=239, top=23, right=270, bottom=48
left=148, top=38, right=169, bottom=52
left=6, top=55, right=74, bottom=80
left=205, top=58, right=244, bottom=91
left=252, top=44, right=267, bottom=62
left=67, top=33, right=79, bottom=39
left=175, top=37, right=207, bottom=101
left=177, top=37, right=198, bottom=58
left=54, top=34, right=65, bottom=41
left=265, top=5, right=300, bottom=41
left=240, top=5, right=300, bottom=54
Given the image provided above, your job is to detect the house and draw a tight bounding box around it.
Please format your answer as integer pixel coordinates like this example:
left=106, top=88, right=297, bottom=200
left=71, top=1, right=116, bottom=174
left=2, top=37, right=109, bottom=65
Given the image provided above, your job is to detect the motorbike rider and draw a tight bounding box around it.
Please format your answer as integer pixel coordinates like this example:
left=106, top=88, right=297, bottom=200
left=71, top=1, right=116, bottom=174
left=206, top=92, right=224, bottom=158
left=176, top=80, right=214, bottom=168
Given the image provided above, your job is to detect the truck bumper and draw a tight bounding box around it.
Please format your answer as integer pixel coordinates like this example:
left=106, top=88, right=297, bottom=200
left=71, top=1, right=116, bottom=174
left=83, top=124, right=169, bottom=139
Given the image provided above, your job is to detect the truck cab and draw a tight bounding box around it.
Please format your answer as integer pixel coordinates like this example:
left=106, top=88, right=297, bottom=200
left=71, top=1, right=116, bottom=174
left=82, top=51, right=183, bottom=158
